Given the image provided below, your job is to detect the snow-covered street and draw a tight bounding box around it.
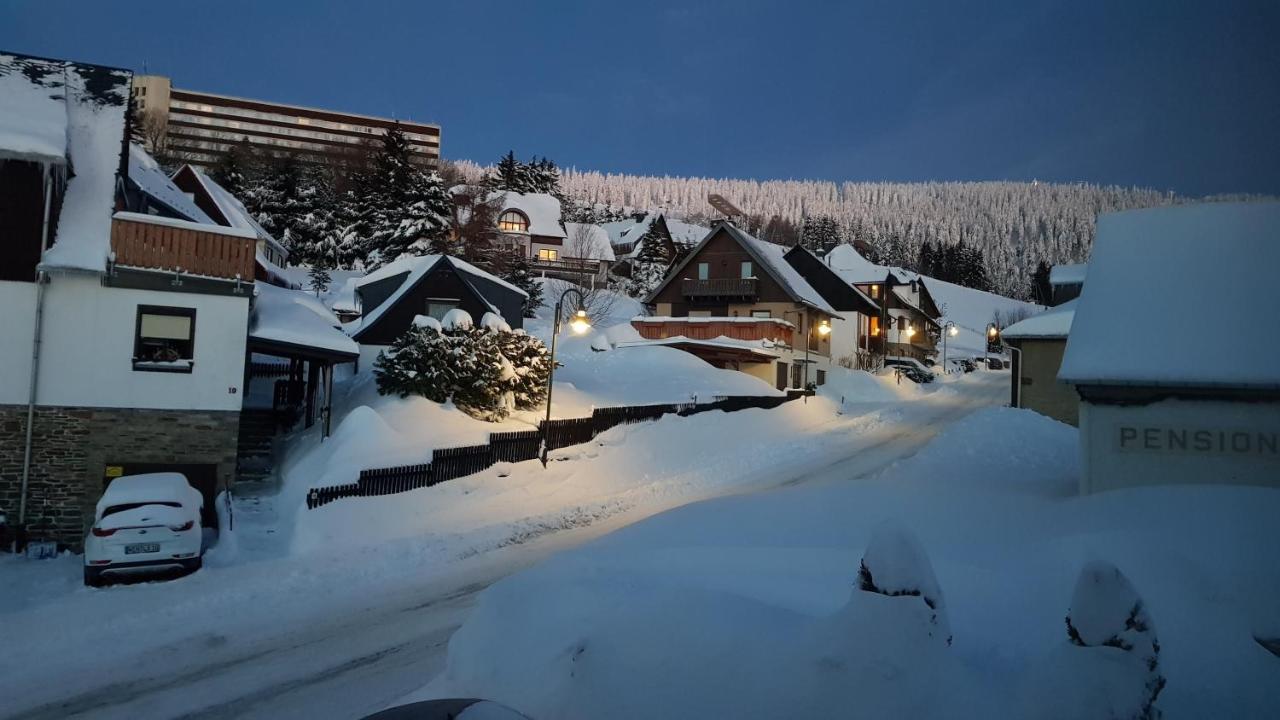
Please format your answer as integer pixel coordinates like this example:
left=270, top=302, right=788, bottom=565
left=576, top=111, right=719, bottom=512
left=1, top=373, right=1007, bottom=720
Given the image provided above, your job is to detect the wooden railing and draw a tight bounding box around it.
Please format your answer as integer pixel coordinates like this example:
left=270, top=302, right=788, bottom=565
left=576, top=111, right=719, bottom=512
left=632, top=317, right=794, bottom=346
left=111, top=215, right=256, bottom=281
left=682, top=277, right=758, bottom=298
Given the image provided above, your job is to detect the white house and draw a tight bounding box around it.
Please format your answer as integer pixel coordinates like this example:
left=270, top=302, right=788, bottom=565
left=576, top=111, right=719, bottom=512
left=0, top=52, right=255, bottom=548
left=1058, top=202, right=1280, bottom=494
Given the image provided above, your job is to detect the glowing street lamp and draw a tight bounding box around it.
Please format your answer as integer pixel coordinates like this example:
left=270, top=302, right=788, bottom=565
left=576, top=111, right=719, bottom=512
left=942, top=321, right=958, bottom=372
left=541, top=288, right=591, bottom=466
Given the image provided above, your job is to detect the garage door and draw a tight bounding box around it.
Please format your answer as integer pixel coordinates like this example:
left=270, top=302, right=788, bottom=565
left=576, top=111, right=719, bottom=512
left=102, top=462, right=219, bottom=528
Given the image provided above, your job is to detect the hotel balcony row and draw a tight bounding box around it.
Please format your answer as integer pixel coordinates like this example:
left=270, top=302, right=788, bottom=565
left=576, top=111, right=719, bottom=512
left=109, top=212, right=257, bottom=281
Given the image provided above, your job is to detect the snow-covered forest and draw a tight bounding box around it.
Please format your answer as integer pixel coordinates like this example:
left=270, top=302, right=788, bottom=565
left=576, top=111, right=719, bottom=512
left=449, top=159, right=1178, bottom=299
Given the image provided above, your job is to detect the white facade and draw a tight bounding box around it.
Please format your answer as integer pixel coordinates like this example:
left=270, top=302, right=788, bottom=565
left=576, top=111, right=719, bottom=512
left=1078, top=398, right=1280, bottom=494
left=0, top=273, right=249, bottom=411
left=830, top=311, right=871, bottom=366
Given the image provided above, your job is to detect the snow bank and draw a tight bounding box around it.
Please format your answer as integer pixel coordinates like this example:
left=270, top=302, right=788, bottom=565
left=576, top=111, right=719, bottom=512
left=426, top=405, right=1280, bottom=717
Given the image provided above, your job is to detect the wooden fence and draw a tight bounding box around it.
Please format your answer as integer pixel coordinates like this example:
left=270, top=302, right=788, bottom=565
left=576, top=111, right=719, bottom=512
left=305, top=393, right=806, bottom=510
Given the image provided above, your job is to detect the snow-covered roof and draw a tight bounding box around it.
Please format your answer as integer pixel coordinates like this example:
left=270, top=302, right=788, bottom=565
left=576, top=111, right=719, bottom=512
left=823, top=243, right=919, bottom=284
left=1001, top=299, right=1076, bottom=340
left=563, top=222, right=616, bottom=261
left=1059, top=202, right=1280, bottom=388
left=3, top=53, right=133, bottom=273
left=602, top=214, right=656, bottom=248
left=0, top=54, right=70, bottom=164
left=1049, top=262, right=1087, bottom=286
left=666, top=218, right=711, bottom=246
left=730, top=225, right=839, bottom=316
left=97, top=472, right=203, bottom=518
left=184, top=165, right=287, bottom=258
left=127, top=144, right=215, bottom=224
left=494, top=191, right=566, bottom=238
left=250, top=282, right=359, bottom=358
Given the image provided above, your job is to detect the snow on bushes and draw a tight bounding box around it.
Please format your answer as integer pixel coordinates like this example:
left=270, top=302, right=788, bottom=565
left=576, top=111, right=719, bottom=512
left=374, top=318, right=549, bottom=421
left=854, top=521, right=951, bottom=646
left=1023, top=561, right=1165, bottom=720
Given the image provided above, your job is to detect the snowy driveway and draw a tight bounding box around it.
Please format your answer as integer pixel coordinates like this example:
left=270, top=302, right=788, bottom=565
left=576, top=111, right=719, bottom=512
left=1, top=373, right=1007, bottom=720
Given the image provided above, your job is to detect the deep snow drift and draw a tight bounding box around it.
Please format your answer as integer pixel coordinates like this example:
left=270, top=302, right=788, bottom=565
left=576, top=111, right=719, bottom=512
left=422, top=407, right=1280, bottom=719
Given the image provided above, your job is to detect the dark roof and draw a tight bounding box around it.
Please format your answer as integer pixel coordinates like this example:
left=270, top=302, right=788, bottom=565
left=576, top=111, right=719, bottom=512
left=782, top=245, right=880, bottom=315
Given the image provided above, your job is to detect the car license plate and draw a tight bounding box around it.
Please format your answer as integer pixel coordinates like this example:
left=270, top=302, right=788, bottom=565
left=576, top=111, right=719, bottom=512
left=125, top=543, right=160, bottom=555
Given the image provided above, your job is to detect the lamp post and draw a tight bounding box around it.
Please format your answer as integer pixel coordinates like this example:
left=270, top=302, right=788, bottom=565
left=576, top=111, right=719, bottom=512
left=942, top=322, right=958, bottom=373
left=985, top=323, right=999, bottom=369
left=540, top=287, right=592, bottom=467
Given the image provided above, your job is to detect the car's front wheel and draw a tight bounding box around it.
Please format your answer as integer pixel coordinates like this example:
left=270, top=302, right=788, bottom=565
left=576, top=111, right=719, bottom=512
left=83, top=566, right=105, bottom=588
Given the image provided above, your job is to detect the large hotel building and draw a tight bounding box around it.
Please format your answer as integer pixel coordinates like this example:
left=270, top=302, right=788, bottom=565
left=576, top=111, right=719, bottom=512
left=131, top=75, right=440, bottom=169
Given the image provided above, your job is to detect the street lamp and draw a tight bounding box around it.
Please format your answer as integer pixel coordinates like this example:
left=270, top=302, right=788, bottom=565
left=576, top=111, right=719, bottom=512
left=942, top=321, right=957, bottom=372
left=817, top=318, right=831, bottom=336
left=540, top=287, right=591, bottom=466
left=986, top=323, right=999, bottom=368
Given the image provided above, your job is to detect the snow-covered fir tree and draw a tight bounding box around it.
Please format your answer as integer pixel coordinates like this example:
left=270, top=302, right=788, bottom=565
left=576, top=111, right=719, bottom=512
left=307, top=265, right=331, bottom=296
left=354, top=124, right=453, bottom=269
left=625, top=229, right=673, bottom=298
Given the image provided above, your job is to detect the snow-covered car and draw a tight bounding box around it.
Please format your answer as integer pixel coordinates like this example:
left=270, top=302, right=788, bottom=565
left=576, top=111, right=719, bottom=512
left=884, top=357, right=936, bottom=383
left=84, top=472, right=204, bottom=587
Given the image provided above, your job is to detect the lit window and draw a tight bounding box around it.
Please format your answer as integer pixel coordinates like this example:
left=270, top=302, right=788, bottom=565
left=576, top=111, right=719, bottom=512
left=538, top=248, right=558, bottom=261
left=870, top=284, right=879, bottom=298
left=298, top=117, right=310, bottom=125
left=133, top=306, right=196, bottom=373
left=498, top=211, right=529, bottom=233
left=870, top=316, right=881, bottom=336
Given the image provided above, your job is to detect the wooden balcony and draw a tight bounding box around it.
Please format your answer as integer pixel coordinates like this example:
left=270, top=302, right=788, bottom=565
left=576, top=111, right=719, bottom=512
left=682, top=277, right=757, bottom=299
left=632, top=316, right=794, bottom=347
left=110, top=213, right=256, bottom=281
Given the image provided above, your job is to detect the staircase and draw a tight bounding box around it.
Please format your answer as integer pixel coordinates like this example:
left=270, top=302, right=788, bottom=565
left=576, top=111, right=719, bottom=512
left=237, top=409, right=279, bottom=485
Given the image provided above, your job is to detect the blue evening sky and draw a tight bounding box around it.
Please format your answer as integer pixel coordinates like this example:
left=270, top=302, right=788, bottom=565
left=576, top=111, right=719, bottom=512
left=2, top=0, right=1277, bottom=196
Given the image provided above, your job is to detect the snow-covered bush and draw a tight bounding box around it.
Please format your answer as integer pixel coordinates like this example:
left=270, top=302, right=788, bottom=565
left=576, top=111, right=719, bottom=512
left=374, top=320, right=549, bottom=420
left=854, top=522, right=951, bottom=646
left=1023, top=561, right=1165, bottom=720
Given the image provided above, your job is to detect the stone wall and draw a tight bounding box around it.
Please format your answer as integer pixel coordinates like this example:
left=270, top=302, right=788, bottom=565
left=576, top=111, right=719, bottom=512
left=0, top=404, right=239, bottom=550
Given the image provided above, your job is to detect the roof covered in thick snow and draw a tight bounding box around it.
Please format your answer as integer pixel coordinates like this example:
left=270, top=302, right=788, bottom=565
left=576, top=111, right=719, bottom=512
left=494, top=191, right=565, bottom=238
left=351, top=254, right=527, bottom=339
left=602, top=214, right=656, bottom=248
left=1059, top=202, right=1280, bottom=388
left=666, top=218, right=711, bottom=246
left=250, top=282, right=359, bottom=359
left=1001, top=299, right=1076, bottom=340
left=1, top=53, right=132, bottom=272
left=563, top=222, right=616, bottom=261
left=127, top=144, right=214, bottom=224
left=1049, top=262, right=1087, bottom=286
left=0, top=53, right=71, bottom=164
left=823, top=243, right=920, bottom=285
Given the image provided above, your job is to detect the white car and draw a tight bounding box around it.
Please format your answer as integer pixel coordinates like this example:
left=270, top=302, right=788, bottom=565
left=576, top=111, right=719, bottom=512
left=84, top=472, right=204, bottom=587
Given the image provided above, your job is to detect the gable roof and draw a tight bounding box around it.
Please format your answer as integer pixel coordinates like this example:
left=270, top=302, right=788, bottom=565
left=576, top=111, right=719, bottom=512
left=126, top=144, right=215, bottom=224
left=250, top=281, right=359, bottom=360
left=172, top=164, right=288, bottom=259
left=824, top=243, right=943, bottom=319
left=646, top=221, right=838, bottom=315
left=1058, top=202, right=1280, bottom=389
left=1, top=52, right=132, bottom=272
left=350, top=254, right=526, bottom=341
left=783, top=245, right=879, bottom=315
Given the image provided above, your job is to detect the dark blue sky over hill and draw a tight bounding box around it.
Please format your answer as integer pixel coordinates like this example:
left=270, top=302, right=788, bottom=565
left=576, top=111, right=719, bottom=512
left=2, top=0, right=1277, bottom=196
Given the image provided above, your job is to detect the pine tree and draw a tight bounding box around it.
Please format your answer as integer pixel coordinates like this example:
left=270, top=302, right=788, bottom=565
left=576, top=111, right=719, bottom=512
left=1031, top=261, right=1053, bottom=305
left=483, top=151, right=528, bottom=193
left=625, top=228, right=673, bottom=298
left=355, top=124, right=452, bottom=269
left=502, top=255, right=543, bottom=318
left=210, top=139, right=257, bottom=198
left=498, top=330, right=550, bottom=410
left=308, top=265, right=331, bottom=296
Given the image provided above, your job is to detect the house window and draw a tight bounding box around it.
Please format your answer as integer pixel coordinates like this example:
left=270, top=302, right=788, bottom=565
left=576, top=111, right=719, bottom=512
left=740, top=261, right=753, bottom=279
left=816, top=369, right=826, bottom=386
left=897, top=316, right=906, bottom=330
left=870, top=316, right=881, bottom=336
left=697, top=262, right=710, bottom=280
left=426, top=299, right=458, bottom=320
left=688, top=310, right=713, bottom=318
left=133, top=306, right=196, bottom=373
left=751, top=310, right=771, bottom=319
left=870, top=284, right=879, bottom=299
left=538, top=248, right=559, bottom=261
left=498, top=210, right=529, bottom=233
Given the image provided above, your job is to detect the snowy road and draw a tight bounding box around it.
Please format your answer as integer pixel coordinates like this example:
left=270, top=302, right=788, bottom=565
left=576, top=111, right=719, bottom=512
left=3, top=373, right=1006, bottom=720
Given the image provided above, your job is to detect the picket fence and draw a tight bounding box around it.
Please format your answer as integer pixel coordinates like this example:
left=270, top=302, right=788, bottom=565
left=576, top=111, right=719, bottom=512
left=305, top=391, right=806, bottom=509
